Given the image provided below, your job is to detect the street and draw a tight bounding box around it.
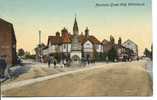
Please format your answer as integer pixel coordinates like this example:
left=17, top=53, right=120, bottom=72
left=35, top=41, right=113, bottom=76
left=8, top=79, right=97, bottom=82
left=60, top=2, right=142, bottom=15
left=1, top=60, right=153, bottom=96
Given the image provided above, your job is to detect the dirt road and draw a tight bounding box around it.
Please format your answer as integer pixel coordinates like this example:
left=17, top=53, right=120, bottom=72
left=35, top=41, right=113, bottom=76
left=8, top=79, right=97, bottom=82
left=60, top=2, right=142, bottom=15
left=2, top=61, right=152, bottom=96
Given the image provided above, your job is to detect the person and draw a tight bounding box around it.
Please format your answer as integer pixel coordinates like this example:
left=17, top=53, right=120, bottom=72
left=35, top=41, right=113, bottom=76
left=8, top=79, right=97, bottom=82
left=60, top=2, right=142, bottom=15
left=87, top=55, right=90, bottom=65
left=106, top=56, right=109, bottom=63
left=0, top=55, right=7, bottom=78
left=63, top=59, right=67, bottom=66
left=82, top=58, right=86, bottom=67
left=48, top=56, right=51, bottom=68
left=53, top=58, right=57, bottom=68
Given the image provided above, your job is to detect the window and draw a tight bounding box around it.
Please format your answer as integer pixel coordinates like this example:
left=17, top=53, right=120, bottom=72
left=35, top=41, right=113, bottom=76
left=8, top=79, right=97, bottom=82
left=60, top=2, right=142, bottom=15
left=96, top=45, right=99, bottom=49
left=86, top=43, right=90, bottom=48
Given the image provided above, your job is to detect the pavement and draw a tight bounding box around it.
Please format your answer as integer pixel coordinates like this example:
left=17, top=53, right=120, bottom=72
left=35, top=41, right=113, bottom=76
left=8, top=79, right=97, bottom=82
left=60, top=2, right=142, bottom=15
left=1, top=63, right=105, bottom=92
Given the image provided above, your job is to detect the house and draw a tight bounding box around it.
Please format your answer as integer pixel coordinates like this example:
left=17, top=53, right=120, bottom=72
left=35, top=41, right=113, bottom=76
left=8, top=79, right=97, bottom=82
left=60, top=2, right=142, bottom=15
left=81, top=34, right=102, bottom=61
left=114, top=44, right=134, bottom=61
left=102, top=39, right=113, bottom=54
left=41, top=17, right=138, bottom=63
left=41, top=17, right=102, bottom=63
left=0, top=18, right=17, bottom=65
left=122, top=39, right=138, bottom=59
left=102, top=37, right=135, bottom=62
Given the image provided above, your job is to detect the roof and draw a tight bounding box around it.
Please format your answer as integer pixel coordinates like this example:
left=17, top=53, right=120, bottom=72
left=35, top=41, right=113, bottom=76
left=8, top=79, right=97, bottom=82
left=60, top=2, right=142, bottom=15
left=47, top=33, right=101, bottom=46
left=79, top=35, right=86, bottom=44
left=62, top=33, right=72, bottom=43
left=79, top=35, right=101, bottom=45
left=123, top=39, right=137, bottom=46
left=88, top=35, right=101, bottom=44
left=0, top=18, right=16, bottom=42
left=47, top=36, right=62, bottom=45
left=102, top=39, right=110, bottom=44
left=0, top=18, right=12, bottom=24
left=114, top=44, right=124, bottom=48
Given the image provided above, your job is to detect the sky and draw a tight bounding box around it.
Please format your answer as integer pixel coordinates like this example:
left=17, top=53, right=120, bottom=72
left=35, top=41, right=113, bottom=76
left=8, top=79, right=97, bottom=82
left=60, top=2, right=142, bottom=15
left=0, top=0, right=152, bottom=55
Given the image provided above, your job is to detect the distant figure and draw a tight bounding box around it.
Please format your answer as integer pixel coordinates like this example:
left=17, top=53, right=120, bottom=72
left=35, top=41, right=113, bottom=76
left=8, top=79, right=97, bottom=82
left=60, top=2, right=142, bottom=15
left=82, top=58, right=86, bottom=67
left=87, top=55, right=90, bottom=65
left=53, top=58, right=57, bottom=68
left=63, top=59, right=67, bottom=66
left=0, top=55, right=7, bottom=78
left=48, top=56, right=51, bottom=68
left=93, top=58, right=96, bottom=64
left=106, top=56, right=109, bottom=63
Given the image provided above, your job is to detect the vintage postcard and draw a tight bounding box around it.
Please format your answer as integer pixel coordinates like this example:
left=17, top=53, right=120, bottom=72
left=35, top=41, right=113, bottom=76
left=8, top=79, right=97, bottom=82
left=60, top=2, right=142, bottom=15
left=0, top=0, right=152, bottom=97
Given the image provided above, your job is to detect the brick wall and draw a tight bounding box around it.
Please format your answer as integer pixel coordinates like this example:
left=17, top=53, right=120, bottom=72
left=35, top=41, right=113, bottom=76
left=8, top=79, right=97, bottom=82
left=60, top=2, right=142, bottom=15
left=0, top=18, right=16, bottom=65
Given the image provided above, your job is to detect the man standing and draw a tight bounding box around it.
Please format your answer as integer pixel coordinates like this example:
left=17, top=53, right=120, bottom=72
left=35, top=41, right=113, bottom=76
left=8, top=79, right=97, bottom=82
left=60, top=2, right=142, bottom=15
left=0, top=55, right=7, bottom=78
left=53, top=58, right=57, bottom=68
left=48, top=55, right=51, bottom=68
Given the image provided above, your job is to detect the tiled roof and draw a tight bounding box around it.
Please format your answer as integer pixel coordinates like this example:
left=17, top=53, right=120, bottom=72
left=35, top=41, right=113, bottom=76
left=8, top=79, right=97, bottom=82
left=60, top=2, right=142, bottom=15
left=47, top=34, right=101, bottom=46
left=88, top=35, right=101, bottom=44
left=48, top=36, right=62, bottom=45
left=79, top=35, right=101, bottom=45
left=62, top=33, right=71, bottom=43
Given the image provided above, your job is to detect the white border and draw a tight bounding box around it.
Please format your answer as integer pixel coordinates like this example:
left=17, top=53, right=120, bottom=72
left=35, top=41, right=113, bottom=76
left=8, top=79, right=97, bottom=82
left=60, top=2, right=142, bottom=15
left=1, top=0, right=157, bottom=100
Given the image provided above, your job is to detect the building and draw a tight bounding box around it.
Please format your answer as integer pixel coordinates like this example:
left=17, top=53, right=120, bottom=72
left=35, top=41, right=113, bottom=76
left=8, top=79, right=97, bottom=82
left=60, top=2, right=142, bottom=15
left=102, top=37, right=136, bottom=62
left=41, top=17, right=138, bottom=63
left=42, top=17, right=102, bottom=63
left=70, top=17, right=82, bottom=65
left=122, top=39, right=138, bottom=59
left=0, top=18, right=17, bottom=65
left=102, top=39, right=113, bottom=54
left=115, top=44, right=134, bottom=61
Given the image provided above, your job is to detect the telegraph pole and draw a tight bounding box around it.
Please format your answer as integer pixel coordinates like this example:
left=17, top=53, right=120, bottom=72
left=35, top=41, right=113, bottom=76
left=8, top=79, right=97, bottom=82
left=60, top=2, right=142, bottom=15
left=39, top=30, right=41, bottom=45
left=38, top=30, right=42, bottom=62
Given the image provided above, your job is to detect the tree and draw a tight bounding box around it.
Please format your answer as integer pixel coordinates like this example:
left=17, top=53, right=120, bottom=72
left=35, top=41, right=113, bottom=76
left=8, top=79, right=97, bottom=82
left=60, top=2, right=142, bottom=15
left=18, top=48, right=25, bottom=57
left=24, top=51, right=35, bottom=59
left=110, top=35, right=115, bottom=44
left=108, top=47, right=118, bottom=62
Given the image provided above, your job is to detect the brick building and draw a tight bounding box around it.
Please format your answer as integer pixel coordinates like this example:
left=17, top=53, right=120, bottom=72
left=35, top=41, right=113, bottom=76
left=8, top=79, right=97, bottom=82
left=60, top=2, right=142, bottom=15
left=0, top=18, right=17, bottom=65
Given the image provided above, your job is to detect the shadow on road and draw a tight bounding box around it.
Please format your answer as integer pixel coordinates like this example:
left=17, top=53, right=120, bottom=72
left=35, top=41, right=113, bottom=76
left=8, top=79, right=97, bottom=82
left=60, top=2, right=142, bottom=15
left=9, top=64, right=31, bottom=80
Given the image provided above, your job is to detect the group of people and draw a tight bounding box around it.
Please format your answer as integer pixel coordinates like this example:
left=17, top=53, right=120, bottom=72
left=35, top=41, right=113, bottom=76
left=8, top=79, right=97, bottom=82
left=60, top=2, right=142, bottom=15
left=0, top=55, right=12, bottom=79
left=47, top=56, right=57, bottom=68
left=47, top=56, right=70, bottom=68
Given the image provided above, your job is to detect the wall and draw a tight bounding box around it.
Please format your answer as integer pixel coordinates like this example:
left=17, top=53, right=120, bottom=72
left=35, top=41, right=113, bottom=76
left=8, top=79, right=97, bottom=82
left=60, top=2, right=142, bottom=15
left=0, top=19, right=16, bottom=65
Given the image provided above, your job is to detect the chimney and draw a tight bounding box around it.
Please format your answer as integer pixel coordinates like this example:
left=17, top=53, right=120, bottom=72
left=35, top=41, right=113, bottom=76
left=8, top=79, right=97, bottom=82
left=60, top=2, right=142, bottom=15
left=56, top=31, right=60, bottom=37
left=85, top=27, right=89, bottom=38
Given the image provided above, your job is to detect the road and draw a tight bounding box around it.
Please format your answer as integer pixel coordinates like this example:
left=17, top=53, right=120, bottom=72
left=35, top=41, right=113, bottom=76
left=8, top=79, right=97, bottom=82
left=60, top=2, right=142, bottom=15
left=2, top=60, right=152, bottom=96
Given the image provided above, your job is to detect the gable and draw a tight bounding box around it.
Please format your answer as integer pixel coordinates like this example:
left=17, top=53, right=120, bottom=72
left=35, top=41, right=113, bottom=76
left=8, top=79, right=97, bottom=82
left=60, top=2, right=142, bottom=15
left=83, top=40, right=93, bottom=48
left=123, top=39, right=137, bottom=47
